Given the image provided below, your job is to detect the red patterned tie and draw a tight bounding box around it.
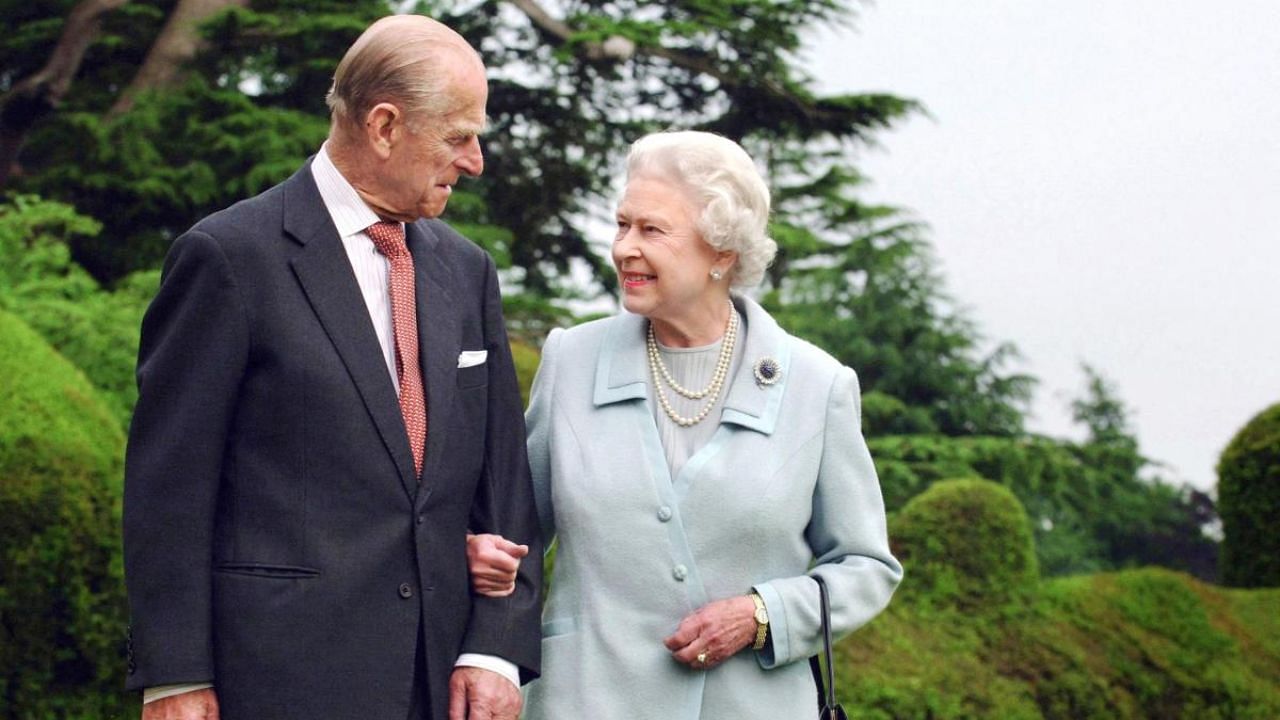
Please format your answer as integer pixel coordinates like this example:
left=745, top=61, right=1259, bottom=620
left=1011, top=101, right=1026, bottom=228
left=367, top=221, right=426, bottom=479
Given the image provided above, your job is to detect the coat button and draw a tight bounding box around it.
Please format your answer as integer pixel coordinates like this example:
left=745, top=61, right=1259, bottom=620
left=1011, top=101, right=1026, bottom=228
left=657, top=506, right=673, bottom=522
left=672, top=565, right=688, bottom=581
left=416, top=514, right=425, bottom=525
left=398, top=583, right=414, bottom=598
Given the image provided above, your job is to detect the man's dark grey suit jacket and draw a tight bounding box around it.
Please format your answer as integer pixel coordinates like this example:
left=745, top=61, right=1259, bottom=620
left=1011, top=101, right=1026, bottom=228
left=123, top=160, right=542, bottom=719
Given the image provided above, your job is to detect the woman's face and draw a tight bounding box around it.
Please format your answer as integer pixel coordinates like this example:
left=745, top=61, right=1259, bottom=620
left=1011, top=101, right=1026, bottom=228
left=612, top=175, right=730, bottom=326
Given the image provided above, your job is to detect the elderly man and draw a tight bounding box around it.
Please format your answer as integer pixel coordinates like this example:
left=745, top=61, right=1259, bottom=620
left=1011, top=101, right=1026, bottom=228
left=123, top=15, right=540, bottom=720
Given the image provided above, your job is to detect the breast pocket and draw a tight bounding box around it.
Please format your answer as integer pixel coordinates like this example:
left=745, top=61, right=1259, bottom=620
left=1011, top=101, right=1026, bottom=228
left=457, top=362, right=488, bottom=389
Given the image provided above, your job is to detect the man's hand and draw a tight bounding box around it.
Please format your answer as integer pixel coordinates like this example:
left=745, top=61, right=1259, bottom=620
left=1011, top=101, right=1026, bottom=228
left=466, top=533, right=528, bottom=597
left=448, top=666, right=521, bottom=720
left=141, top=688, right=219, bottom=720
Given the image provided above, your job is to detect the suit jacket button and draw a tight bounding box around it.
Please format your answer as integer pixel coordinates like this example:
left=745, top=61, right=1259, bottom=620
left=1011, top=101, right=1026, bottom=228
left=398, top=583, right=414, bottom=598
left=672, top=565, right=688, bottom=581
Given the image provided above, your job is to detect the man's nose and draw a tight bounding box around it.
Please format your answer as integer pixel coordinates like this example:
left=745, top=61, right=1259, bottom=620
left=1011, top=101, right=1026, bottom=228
left=457, top=136, right=484, bottom=177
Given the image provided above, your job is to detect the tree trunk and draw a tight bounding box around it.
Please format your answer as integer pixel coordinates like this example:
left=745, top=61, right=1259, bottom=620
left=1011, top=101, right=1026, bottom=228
left=0, top=0, right=130, bottom=188
left=108, top=0, right=248, bottom=117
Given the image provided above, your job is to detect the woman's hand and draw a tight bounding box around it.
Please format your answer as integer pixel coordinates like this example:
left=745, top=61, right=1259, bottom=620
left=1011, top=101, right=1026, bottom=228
left=466, top=533, right=528, bottom=597
left=663, top=595, right=758, bottom=670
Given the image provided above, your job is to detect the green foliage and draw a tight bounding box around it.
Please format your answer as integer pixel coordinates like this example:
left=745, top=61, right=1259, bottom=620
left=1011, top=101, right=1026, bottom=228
left=1217, top=402, right=1280, bottom=587
left=766, top=218, right=1034, bottom=437
left=837, top=568, right=1280, bottom=719
left=892, top=478, right=1039, bottom=609
left=0, top=310, right=133, bottom=718
left=873, top=434, right=1111, bottom=577
left=870, top=365, right=1219, bottom=582
left=25, top=80, right=330, bottom=280
left=0, top=195, right=154, bottom=426
left=437, top=0, right=919, bottom=298
left=510, top=339, right=540, bottom=409
left=859, top=391, right=937, bottom=436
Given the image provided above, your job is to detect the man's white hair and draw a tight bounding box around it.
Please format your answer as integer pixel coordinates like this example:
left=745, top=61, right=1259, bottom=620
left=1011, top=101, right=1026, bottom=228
left=326, top=15, right=482, bottom=130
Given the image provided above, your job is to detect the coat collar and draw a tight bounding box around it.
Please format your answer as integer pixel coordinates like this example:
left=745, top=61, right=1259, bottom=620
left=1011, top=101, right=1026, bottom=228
left=592, top=294, right=791, bottom=435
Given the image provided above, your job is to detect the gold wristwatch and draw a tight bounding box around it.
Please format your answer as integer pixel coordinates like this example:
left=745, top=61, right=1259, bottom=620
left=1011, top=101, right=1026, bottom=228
left=749, top=591, right=769, bottom=651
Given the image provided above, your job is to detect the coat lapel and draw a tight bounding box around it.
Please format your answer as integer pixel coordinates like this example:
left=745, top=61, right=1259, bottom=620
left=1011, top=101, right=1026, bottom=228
left=718, top=295, right=791, bottom=436
left=591, top=296, right=791, bottom=431
left=283, top=163, right=419, bottom=500
left=407, top=221, right=460, bottom=498
left=592, top=311, right=649, bottom=407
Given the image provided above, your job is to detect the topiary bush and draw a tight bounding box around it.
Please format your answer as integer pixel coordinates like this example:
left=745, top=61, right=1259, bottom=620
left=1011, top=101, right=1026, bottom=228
left=891, top=477, right=1039, bottom=608
left=0, top=309, right=130, bottom=718
left=1218, top=402, right=1280, bottom=587
left=0, top=195, right=155, bottom=428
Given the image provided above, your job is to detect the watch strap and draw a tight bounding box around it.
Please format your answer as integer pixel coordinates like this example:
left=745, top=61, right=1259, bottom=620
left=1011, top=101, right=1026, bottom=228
left=749, top=591, right=769, bottom=651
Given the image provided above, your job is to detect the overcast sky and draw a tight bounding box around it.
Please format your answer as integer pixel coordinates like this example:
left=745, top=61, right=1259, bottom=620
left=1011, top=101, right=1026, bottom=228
left=805, top=0, right=1280, bottom=492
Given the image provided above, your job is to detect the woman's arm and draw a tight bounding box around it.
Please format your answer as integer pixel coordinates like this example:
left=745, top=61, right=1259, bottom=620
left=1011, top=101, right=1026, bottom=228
left=753, top=365, right=904, bottom=668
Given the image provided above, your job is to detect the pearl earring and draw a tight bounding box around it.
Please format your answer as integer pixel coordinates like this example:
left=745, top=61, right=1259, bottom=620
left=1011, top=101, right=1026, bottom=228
left=710, top=269, right=723, bottom=281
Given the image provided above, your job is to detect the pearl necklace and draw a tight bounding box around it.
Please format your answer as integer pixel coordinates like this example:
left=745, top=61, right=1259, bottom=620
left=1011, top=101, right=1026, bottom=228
left=646, top=307, right=739, bottom=427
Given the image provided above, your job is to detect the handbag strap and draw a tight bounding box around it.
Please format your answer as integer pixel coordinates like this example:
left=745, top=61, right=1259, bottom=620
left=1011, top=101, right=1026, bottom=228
left=809, top=575, right=844, bottom=716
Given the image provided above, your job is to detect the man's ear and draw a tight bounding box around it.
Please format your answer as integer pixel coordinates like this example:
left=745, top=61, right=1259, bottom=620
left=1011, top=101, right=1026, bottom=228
left=363, top=102, right=404, bottom=160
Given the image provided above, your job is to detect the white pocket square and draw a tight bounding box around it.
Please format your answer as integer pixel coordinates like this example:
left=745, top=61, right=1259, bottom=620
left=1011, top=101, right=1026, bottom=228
left=457, top=350, right=488, bottom=368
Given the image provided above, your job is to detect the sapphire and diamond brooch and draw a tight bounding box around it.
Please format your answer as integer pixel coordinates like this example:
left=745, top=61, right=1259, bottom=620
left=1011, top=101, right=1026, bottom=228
left=752, top=357, right=782, bottom=387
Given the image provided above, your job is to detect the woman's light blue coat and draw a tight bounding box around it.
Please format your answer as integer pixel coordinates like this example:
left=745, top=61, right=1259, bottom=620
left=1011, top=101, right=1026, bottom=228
left=522, top=295, right=902, bottom=720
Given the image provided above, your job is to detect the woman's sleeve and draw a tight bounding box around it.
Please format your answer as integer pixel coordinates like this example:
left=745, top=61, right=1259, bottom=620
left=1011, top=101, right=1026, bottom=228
left=752, top=364, right=904, bottom=668
left=524, top=327, right=564, bottom=547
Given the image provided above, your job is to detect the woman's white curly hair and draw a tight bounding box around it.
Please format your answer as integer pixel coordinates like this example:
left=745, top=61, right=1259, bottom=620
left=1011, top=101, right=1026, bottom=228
left=625, top=131, right=777, bottom=288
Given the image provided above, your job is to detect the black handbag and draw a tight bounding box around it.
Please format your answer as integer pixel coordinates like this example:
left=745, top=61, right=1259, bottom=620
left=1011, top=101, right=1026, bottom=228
left=809, top=575, right=849, bottom=720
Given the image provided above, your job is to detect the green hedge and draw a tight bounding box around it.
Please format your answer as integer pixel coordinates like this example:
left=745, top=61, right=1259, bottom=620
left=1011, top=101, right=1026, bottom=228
left=835, top=476, right=1279, bottom=718
left=510, top=339, right=540, bottom=409
left=1218, top=402, right=1280, bottom=587
left=0, top=310, right=131, bottom=718
left=872, top=435, right=1104, bottom=576
left=891, top=478, right=1038, bottom=609
left=0, top=195, right=154, bottom=428
left=839, top=565, right=1280, bottom=718
left=870, top=434, right=1218, bottom=580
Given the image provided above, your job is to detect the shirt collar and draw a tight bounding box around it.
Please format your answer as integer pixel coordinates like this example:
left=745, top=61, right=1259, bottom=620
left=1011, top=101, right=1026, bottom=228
left=312, top=143, right=389, bottom=239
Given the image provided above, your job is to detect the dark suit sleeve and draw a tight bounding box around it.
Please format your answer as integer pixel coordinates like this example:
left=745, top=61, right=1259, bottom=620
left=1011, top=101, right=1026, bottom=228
left=123, top=230, right=249, bottom=690
left=460, top=252, right=543, bottom=683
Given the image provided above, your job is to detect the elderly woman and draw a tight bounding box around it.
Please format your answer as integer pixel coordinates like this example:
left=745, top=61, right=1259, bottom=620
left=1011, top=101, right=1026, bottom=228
left=469, top=130, right=902, bottom=719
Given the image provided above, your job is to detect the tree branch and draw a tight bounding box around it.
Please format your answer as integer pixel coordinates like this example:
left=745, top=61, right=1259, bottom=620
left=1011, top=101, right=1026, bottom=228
left=108, top=0, right=249, bottom=117
left=504, top=0, right=831, bottom=128
left=0, top=0, right=130, bottom=187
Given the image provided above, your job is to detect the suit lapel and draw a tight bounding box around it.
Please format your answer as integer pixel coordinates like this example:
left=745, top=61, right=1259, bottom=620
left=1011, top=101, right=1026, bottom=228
left=407, top=221, right=459, bottom=497
left=283, top=163, right=418, bottom=500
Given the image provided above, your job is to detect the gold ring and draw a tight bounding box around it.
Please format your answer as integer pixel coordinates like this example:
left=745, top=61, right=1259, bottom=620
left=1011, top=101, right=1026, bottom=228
left=696, top=651, right=709, bottom=665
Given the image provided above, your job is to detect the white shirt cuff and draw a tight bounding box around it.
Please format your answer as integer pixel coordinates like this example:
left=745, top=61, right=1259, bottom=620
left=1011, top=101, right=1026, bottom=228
left=454, top=653, right=520, bottom=688
left=143, top=682, right=213, bottom=704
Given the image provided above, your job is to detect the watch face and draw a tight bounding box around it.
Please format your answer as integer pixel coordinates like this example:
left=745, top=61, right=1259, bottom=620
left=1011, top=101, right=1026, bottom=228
left=755, top=608, right=769, bottom=624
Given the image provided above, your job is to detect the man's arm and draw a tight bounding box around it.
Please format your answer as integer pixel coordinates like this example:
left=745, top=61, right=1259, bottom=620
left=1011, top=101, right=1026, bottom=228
left=457, top=252, right=544, bottom=680
left=124, top=230, right=249, bottom=690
